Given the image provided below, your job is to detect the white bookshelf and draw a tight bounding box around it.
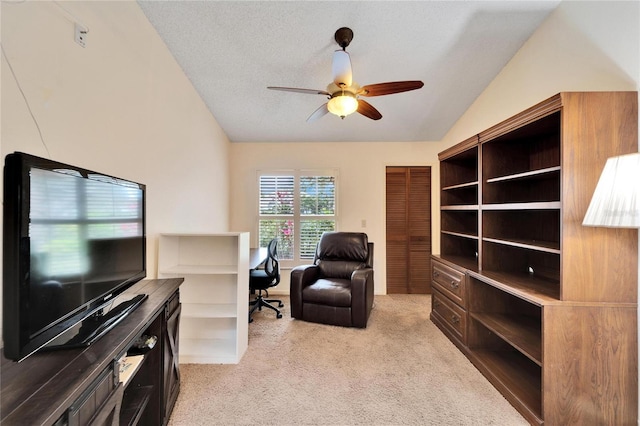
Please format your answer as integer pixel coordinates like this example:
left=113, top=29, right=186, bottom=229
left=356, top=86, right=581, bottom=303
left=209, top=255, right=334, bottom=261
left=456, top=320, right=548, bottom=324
left=158, top=232, right=249, bottom=364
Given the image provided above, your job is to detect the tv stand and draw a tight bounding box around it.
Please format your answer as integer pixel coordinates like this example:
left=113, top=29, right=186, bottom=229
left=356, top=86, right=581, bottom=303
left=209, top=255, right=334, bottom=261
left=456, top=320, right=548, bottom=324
left=1, top=278, right=182, bottom=426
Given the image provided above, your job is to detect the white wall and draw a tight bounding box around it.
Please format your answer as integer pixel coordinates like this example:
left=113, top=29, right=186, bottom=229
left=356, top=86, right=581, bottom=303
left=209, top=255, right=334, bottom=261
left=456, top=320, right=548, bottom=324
left=229, top=141, right=445, bottom=294
left=1, top=2, right=231, bottom=340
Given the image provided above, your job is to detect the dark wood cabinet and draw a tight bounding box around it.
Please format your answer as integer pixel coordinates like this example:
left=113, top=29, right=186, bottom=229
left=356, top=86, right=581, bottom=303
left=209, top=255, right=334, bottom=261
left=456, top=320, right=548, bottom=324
left=1, top=278, right=183, bottom=426
left=433, top=92, right=638, bottom=425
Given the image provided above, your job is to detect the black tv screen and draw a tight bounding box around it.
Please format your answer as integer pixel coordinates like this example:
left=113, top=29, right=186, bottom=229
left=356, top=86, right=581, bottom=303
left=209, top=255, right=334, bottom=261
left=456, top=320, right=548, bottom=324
left=3, top=152, right=147, bottom=361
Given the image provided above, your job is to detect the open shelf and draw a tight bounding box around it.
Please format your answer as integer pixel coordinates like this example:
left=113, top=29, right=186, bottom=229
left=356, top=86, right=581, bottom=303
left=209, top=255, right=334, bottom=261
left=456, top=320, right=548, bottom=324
left=440, top=234, right=478, bottom=271
left=486, top=166, right=560, bottom=184
left=483, top=208, right=560, bottom=254
left=434, top=254, right=479, bottom=274
left=441, top=182, right=478, bottom=206
left=179, top=338, right=239, bottom=364
left=482, top=201, right=561, bottom=210
left=120, top=386, right=152, bottom=426
left=442, top=230, right=478, bottom=240
left=442, top=180, right=478, bottom=191
left=481, top=240, right=560, bottom=299
left=471, top=349, right=542, bottom=424
left=469, top=268, right=543, bottom=423
left=442, top=210, right=478, bottom=237
left=482, top=237, right=560, bottom=254
left=470, top=312, right=541, bottom=365
left=182, top=303, right=237, bottom=318
left=470, top=270, right=559, bottom=303
left=440, top=145, right=478, bottom=189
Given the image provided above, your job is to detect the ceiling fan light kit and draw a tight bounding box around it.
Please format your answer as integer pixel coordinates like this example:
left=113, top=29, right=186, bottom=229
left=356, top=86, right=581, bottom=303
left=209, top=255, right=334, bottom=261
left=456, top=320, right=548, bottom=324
left=268, top=27, right=423, bottom=122
left=327, top=92, right=358, bottom=118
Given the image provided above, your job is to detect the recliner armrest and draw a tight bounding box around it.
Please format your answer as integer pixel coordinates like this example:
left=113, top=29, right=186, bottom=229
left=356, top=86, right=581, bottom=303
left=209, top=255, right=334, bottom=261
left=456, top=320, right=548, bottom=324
left=351, top=267, right=374, bottom=328
left=290, top=264, right=320, bottom=319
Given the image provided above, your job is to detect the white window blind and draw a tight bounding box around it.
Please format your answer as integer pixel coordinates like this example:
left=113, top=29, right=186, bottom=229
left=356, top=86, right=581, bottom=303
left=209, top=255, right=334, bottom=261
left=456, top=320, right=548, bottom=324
left=258, top=171, right=337, bottom=263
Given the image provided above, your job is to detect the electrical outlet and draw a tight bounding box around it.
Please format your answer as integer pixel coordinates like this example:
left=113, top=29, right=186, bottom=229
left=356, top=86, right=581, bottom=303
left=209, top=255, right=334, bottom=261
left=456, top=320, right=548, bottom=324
left=74, top=23, right=87, bottom=48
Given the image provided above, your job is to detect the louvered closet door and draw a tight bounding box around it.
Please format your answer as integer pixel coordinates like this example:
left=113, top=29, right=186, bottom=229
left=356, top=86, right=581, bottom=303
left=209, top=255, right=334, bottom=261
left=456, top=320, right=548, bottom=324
left=386, top=167, right=432, bottom=294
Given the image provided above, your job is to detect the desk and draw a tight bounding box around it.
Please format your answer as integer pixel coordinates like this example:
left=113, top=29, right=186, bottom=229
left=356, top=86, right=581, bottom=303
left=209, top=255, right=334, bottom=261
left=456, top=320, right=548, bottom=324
left=250, top=247, right=267, bottom=269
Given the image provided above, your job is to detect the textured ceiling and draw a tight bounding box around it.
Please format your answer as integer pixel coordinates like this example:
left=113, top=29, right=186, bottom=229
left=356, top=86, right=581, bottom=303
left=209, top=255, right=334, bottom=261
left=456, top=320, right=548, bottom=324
left=138, top=1, right=560, bottom=143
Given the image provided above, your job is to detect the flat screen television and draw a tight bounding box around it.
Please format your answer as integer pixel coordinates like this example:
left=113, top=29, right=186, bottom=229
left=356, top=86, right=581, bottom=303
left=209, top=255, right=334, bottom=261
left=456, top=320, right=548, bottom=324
left=3, top=152, right=147, bottom=361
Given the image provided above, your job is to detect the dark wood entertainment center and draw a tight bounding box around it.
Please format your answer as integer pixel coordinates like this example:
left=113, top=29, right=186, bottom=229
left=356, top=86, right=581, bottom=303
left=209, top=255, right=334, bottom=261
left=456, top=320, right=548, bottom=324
left=1, top=278, right=182, bottom=426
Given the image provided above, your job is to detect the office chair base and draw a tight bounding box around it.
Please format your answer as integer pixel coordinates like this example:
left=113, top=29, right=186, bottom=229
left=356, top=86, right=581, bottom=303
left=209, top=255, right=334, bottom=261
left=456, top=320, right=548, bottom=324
left=249, top=292, right=284, bottom=323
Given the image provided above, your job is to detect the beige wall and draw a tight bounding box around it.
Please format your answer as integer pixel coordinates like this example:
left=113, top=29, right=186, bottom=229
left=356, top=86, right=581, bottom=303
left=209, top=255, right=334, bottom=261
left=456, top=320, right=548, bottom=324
left=1, top=2, right=231, bottom=339
left=229, top=141, right=445, bottom=294
left=441, top=0, right=639, bottom=146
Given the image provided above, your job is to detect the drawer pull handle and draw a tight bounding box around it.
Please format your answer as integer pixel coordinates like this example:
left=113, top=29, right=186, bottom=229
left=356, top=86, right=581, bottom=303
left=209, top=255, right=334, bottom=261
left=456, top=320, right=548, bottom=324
left=451, top=315, right=460, bottom=325
left=433, top=271, right=440, bottom=278
left=434, top=301, right=441, bottom=308
left=450, top=280, right=459, bottom=289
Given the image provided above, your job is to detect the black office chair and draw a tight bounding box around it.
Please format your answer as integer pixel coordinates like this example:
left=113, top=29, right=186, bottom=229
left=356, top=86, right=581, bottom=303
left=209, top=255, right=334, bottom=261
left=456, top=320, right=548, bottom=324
left=249, top=238, right=284, bottom=323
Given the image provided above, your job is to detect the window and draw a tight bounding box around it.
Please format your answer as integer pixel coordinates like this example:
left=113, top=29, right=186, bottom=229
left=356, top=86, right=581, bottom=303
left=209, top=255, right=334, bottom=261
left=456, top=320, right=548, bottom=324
left=258, top=170, right=337, bottom=264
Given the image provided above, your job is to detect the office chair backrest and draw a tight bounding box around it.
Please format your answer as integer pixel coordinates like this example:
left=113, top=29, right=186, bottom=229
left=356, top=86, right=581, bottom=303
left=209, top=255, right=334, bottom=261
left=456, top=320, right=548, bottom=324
left=264, top=238, right=280, bottom=283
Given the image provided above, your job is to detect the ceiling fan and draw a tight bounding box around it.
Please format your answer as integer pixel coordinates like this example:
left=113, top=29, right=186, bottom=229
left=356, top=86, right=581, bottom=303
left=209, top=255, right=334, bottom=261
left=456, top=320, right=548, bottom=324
left=268, top=27, right=424, bottom=122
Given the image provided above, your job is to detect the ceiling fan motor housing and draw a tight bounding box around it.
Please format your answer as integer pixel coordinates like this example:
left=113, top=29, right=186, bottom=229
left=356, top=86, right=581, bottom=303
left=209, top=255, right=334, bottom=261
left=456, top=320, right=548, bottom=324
left=334, top=27, right=353, bottom=50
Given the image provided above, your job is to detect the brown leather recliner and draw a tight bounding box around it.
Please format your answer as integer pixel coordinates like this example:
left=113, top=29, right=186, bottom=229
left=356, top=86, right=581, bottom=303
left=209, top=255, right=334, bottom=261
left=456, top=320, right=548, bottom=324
left=290, top=232, right=374, bottom=328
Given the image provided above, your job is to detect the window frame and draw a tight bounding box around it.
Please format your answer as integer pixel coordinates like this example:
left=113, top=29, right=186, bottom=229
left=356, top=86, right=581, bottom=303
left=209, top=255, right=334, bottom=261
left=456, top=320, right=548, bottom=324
left=256, top=169, right=339, bottom=268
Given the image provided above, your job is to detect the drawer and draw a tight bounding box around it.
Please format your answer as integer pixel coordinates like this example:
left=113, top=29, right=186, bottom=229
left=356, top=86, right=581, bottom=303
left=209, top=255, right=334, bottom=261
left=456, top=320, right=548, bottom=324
left=432, top=289, right=467, bottom=344
left=432, top=261, right=466, bottom=307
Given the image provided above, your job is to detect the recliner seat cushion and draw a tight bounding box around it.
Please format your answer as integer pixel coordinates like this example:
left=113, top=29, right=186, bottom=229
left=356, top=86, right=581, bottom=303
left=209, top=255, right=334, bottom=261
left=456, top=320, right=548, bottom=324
left=302, top=278, right=352, bottom=307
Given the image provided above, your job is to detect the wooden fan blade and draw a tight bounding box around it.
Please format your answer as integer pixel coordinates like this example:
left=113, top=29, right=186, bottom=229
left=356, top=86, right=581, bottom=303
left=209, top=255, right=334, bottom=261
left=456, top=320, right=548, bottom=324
left=307, top=103, right=329, bottom=122
left=332, top=50, right=352, bottom=87
left=359, top=80, right=424, bottom=97
left=268, top=87, right=330, bottom=96
left=357, top=99, right=382, bottom=121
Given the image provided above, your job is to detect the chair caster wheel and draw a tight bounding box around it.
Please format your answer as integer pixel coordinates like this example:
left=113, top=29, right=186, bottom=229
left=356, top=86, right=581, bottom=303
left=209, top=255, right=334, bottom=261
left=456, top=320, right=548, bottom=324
left=278, top=302, right=284, bottom=307
left=249, top=317, right=254, bottom=323
left=277, top=313, right=283, bottom=319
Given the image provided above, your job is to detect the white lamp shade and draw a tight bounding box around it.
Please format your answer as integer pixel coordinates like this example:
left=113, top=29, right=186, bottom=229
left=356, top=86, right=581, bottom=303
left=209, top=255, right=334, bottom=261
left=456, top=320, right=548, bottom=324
left=582, top=152, right=640, bottom=228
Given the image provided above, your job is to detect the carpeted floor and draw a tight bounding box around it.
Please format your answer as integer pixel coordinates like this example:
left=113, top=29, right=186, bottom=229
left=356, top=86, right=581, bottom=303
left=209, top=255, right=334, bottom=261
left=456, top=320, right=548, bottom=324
left=168, top=294, right=528, bottom=425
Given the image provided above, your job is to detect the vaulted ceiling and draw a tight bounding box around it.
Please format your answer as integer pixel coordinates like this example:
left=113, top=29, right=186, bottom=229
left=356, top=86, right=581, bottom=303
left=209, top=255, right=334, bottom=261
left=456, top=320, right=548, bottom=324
left=138, top=1, right=560, bottom=143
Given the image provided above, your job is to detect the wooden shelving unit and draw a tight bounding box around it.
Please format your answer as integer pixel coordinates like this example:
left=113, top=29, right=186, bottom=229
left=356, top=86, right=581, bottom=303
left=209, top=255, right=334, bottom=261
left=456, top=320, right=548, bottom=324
left=439, top=137, right=480, bottom=273
left=158, top=232, right=249, bottom=364
left=432, top=92, right=638, bottom=425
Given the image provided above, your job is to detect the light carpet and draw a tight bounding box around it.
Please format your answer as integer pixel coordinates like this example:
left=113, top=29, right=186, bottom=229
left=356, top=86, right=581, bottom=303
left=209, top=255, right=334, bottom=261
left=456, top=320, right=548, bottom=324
left=168, top=294, right=527, bottom=425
